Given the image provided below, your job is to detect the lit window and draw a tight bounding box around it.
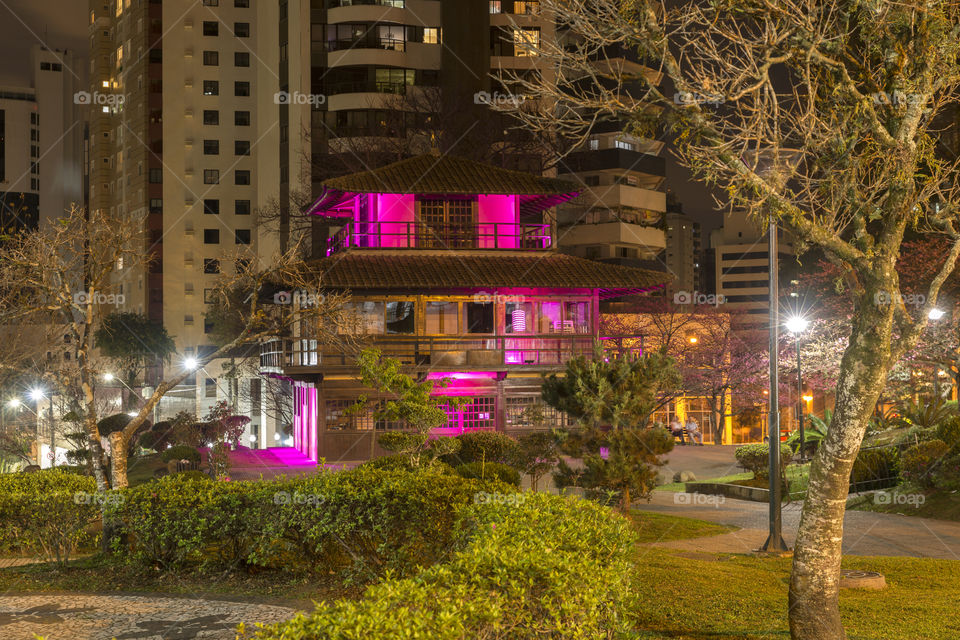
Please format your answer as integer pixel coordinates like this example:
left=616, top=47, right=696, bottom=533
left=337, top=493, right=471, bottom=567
left=423, top=28, right=440, bottom=44
left=489, top=0, right=501, bottom=12
left=513, top=28, right=540, bottom=56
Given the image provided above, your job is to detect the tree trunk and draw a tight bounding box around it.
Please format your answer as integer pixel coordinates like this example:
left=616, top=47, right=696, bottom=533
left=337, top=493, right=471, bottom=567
left=109, top=431, right=130, bottom=489
left=789, top=312, right=891, bottom=640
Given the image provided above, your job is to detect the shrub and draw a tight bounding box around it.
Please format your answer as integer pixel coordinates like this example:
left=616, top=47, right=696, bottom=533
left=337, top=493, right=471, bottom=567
left=244, top=492, right=636, bottom=640
left=936, top=416, right=960, bottom=450
left=444, top=431, right=522, bottom=467
left=735, top=443, right=792, bottom=479
left=901, top=439, right=951, bottom=488
left=454, top=461, right=521, bottom=486
left=515, top=431, right=561, bottom=491
left=0, top=469, right=101, bottom=562
left=933, top=453, right=960, bottom=491
left=160, top=445, right=201, bottom=464
left=850, top=446, right=900, bottom=491
left=176, top=469, right=212, bottom=481
left=363, top=454, right=455, bottom=475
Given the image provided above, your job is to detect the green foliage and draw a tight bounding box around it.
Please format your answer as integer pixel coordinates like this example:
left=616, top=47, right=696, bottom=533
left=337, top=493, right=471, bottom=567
left=936, top=415, right=960, bottom=450
left=932, top=454, right=960, bottom=491
left=787, top=412, right=830, bottom=455
left=454, top=461, right=521, bottom=486
left=735, top=443, right=793, bottom=480
left=515, top=431, right=561, bottom=491
left=108, top=467, right=492, bottom=577
left=444, top=431, right=521, bottom=467
left=160, top=445, right=201, bottom=464
left=94, top=312, right=176, bottom=367
left=901, top=440, right=951, bottom=488
left=0, top=469, right=100, bottom=562
left=97, top=413, right=134, bottom=435
left=362, top=454, right=455, bottom=475
left=245, top=492, right=636, bottom=640
left=542, top=344, right=681, bottom=429
left=850, top=446, right=901, bottom=490
left=207, top=441, right=230, bottom=480
left=555, top=427, right=675, bottom=509
left=895, top=397, right=955, bottom=430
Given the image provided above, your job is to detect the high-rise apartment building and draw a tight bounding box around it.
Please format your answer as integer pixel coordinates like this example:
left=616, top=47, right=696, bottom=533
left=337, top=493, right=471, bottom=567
left=87, top=0, right=283, bottom=442
left=663, top=211, right=701, bottom=300
left=0, top=46, right=84, bottom=233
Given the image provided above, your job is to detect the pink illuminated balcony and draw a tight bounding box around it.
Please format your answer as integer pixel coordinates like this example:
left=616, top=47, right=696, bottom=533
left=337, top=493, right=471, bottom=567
left=326, top=220, right=553, bottom=255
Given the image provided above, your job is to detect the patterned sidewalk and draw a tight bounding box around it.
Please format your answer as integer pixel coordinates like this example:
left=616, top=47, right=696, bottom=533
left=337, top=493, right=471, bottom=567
left=0, top=594, right=296, bottom=640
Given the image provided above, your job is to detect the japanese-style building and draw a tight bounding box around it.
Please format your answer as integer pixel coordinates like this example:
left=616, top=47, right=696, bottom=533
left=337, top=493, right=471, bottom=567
left=260, top=155, right=670, bottom=462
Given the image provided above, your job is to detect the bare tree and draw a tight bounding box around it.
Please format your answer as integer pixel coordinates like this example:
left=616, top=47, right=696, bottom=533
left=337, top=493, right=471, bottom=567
left=502, top=2, right=960, bottom=638
left=0, top=206, right=349, bottom=490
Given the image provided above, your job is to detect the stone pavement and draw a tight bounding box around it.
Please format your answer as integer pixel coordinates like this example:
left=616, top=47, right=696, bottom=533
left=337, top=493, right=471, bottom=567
left=0, top=593, right=296, bottom=640
left=639, top=490, right=960, bottom=559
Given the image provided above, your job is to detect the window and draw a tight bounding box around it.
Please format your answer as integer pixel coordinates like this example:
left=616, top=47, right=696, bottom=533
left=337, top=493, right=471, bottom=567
left=235, top=258, right=251, bottom=274
left=385, top=301, right=415, bottom=334
left=235, top=140, right=250, bottom=155
left=234, top=52, right=250, bottom=67
left=235, top=22, right=250, bottom=37
left=204, top=229, right=220, bottom=244
left=149, top=48, right=162, bottom=63
left=416, top=197, right=476, bottom=248
left=425, top=301, right=458, bottom=334
left=202, top=80, right=219, bottom=95
left=202, top=50, right=219, bottom=66
left=203, top=139, right=220, bottom=155
left=489, top=1, right=501, bottom=13
left=234, top=81, right=250, bottom=96
left=235, top=199, right=251, bottom=215
left=203, top=169, right=220, bottom=184
left=149, top=198, right=163, bottom=212
left=234, top=110, right=250, bottom=126
left=513, top=28, right=540, bottom=56
left=584, top=175, right=600, bottom=187
left=341, top=302, right=385, bottom=334
left=614, top=139, right=635, bottom=151
left=205, top=379, right=217, bottom=398
left=235, top=0, right=249, bottom=6
left=203, top=110, right=220, bottom=125
left=514, top=1, right=539, bottom=14
left=235, top=229, right=251, bottom=244
left=504, top=301, right=534, bottom=334
left=202, top=0, right=219, bottom=5
left=423, top=27, right=440, bottom=44
left=203, top=259, right=220, bottom=274
left=464, top=302, right=494, bottom=334
left=203, top=199, right=220, bottom=214
left=204, top=288, right=216, bottom=303
left=202, top=21, right=219, bottom=36
left=235, top=170, right=251, bottom=185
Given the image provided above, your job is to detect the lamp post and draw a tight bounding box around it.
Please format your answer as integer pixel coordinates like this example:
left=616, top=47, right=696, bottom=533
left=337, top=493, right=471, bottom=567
left=928, top=308, right=946, bottom=398
left=785, top=316, right=810, bottom=460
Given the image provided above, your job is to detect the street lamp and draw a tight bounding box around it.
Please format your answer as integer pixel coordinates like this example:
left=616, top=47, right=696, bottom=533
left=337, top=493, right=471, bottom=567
left=928, top=309, right=946, bottom=397
left=786, top=315, right=810, bottom=460
left=183, top=357, right=199, bottom=371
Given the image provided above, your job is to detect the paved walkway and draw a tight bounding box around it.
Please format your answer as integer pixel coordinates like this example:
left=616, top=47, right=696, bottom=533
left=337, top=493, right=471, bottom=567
left=0, top=593, right=295, bottom=640
left=639, top=490, right=960, bottom=559
left=657, top=444, right=745, bottom=483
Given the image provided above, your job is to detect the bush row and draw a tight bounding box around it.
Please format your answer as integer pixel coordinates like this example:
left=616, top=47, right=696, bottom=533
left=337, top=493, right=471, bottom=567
left=243, top=491, right=637, bottom=640
left=106, top=466, right=502, bottom=577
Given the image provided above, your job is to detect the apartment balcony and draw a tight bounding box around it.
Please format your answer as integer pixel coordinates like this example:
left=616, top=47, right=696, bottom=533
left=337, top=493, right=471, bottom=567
left=326, top=220, right=552, bottom=255
left=561, top=148, right=666, bottom=177
left=260, top=334, right=594, bottom=375
left=558, top=221, right=666, bottom=253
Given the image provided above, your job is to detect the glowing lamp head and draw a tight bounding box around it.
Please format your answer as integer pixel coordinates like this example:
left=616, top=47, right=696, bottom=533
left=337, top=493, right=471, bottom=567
left=928, top=308, right=946, bottom=321
left=688, top=336, right=698, bottom=344
left=274, top=433, right=281, bottom=441
left=103, top=372, right=115, bottom=381
left=29, top=388, right=44, bottom=402
left=126, top=411, right=138, bottom=417
left=7, top=398, right=21, bottom=408
left=785, top=316, right=810, bottom=334
left=183, top=357, right=198, bottom=371
left=248, top=434, right=257, bottom=443
left=802, top=394, right=814, bottom=402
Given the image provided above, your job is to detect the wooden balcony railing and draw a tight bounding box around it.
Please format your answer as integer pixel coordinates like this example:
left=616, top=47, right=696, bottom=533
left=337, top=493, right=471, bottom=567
left=326, top=221, right=552, bottom=255
left=260, top=334, right=593, bottom=373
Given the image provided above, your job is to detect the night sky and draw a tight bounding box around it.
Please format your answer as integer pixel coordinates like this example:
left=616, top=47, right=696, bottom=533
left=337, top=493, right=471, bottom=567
left=0, top=0, right=724, bottom=235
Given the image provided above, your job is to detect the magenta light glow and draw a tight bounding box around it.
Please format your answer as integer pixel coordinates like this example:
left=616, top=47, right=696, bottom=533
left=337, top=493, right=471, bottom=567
left=425, top=371, right=500, bottom=381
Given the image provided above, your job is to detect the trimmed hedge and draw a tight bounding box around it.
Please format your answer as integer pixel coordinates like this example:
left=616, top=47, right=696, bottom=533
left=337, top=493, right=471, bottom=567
left=0, top=469, right=101, bottom=562
left=454, top=461, right=521, bottom=486
left=850, top=446, right=900, bottom=491
left=901, top=440, right=950, bottom=488
left=160, top=445, right=201, bottom=464
left=443, top=431, right=522, bottom=467
left=107, top=467, right=495, bottom=576
left=735, top=443, right=792, bottom=479
left=243, top=492, right=636, bottom=639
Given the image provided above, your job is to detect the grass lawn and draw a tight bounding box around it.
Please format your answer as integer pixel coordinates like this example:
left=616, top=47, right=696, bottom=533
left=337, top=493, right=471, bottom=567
left=124, top=453, right=169, bottom=486
left=632, top=511, right=737, bottom=543
left=0, top=555, right=357, bottom=608
left=627, top=513, right=960, bottom=639
left=657, top=463, right=811, bottom=500
left=849, top=487, right=960, bottom=522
